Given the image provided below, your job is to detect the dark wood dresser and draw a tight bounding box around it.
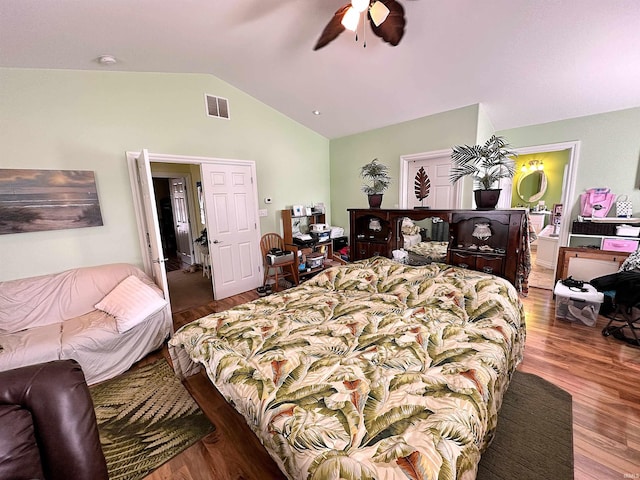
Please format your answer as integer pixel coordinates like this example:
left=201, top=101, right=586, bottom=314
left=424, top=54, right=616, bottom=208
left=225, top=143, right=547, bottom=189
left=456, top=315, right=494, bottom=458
left=348, top=208, right=527, bottom=285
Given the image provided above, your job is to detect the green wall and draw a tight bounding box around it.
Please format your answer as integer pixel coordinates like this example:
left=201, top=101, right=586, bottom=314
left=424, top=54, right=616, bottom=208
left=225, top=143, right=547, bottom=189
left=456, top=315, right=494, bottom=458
left=0, top=68, right=329, bottom=281
left=2, top=66, right=638, bottom=283
left=329, top=105, right=481, bottom=233
left=498, top=107, right=640, bottom=221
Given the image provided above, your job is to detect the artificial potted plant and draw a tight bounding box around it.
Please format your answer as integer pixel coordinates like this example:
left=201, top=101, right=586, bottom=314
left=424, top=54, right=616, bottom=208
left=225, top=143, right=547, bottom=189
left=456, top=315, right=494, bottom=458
left=360, top=158, right=391, bottom=208
left=194, top=228, right=208, bottom=253
left=449, top=135, right=517, bottom=209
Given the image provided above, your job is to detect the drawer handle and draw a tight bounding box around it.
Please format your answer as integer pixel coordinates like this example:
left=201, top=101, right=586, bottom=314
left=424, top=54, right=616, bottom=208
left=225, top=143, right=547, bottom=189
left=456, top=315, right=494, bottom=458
left=482, top=267, right=494, bottom=274
left=458, top=263, right=469, bottom=269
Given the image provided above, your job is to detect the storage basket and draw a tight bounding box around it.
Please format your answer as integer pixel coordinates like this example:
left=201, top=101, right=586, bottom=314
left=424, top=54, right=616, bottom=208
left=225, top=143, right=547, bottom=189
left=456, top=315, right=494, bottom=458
left=571, top=221, right=616, bottom=236
left=602, top=238, right=639, bottom=253
left=616, top=224, right=640, bottom=237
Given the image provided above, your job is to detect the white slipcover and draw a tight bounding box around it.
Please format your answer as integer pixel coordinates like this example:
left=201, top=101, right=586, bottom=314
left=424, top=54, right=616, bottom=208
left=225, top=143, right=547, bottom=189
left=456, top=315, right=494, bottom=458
left=0, top=263, right=172, bottom=384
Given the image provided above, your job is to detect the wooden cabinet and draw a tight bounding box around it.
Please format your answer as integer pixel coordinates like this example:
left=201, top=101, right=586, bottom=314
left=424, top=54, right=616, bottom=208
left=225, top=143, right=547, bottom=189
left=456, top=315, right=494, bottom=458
left=281, top=209, right=337, bottom=280
left=348, top=208, right=526, bottom=285
left=448, top=210, right=526, bottom=285
left=349, top=209, right=393, bottom=260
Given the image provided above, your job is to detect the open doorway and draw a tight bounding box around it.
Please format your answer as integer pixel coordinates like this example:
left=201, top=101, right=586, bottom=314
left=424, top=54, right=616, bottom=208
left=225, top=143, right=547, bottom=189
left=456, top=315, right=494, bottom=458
left=511, top=141, right=580, bottom=290
left=150, top=167, right=214, bottom=312
left=128, top=150, right=263, bottom=311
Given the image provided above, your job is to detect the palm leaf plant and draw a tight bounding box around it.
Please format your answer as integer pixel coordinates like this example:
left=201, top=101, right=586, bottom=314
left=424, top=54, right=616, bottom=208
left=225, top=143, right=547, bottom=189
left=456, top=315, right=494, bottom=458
left=360, top=159, right=391, bottom=208
left=449, top=135, right=517, bottom=190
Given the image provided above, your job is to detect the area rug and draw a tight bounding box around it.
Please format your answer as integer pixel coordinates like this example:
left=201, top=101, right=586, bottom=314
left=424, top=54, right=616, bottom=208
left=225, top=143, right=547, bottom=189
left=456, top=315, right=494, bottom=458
left=90, top=360, right=215, bottom=480
left=477, top=370, right=574, bottom=480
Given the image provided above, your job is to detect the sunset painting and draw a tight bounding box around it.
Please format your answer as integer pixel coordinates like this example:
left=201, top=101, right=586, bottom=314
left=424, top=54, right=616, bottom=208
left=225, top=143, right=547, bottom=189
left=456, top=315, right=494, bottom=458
left=0, top=169, right=103, bottom=235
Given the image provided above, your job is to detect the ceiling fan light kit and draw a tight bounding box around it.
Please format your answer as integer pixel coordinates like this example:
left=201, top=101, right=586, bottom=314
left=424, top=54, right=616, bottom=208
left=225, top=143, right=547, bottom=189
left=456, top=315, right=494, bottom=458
left=313, top=0, right=405, bottom=50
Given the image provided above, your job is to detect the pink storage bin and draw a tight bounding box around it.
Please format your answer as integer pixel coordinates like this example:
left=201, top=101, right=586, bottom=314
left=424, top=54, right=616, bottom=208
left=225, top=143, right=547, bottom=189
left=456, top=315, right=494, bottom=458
left=602, top=238, right=639, bottom=252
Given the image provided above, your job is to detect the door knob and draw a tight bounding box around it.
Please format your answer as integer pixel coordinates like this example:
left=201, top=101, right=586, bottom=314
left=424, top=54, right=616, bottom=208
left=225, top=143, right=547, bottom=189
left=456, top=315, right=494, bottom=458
left=212, top=240, right=221, bottom=244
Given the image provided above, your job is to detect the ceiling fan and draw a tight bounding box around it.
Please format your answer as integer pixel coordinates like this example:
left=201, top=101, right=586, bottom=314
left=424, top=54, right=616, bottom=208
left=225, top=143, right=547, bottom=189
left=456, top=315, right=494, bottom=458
left=314, top=0, right=406, bottom=50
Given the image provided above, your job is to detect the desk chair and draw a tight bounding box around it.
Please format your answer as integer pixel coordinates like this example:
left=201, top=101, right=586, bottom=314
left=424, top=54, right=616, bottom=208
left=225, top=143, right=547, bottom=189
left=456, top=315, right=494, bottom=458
left=260, top=233, right=298, bottom=292
left=592, top=269, right=640, bottom=346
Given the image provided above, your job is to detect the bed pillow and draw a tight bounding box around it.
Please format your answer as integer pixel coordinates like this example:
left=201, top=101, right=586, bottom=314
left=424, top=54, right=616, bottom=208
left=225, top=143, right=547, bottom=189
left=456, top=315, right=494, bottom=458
left=95, top=275, right=167, bottom=333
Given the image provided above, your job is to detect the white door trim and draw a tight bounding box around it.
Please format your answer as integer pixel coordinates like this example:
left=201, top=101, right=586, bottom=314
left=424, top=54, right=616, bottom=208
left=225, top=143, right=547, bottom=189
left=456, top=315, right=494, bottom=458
left=126, top=151, right=262, bottom=298
left=399, top=149, right=461, bottom=209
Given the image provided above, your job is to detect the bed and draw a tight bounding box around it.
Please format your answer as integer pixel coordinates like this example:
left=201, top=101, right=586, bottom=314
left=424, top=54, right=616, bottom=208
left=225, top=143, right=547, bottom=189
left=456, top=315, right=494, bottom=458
left=169, top=256, right=526, bottom=480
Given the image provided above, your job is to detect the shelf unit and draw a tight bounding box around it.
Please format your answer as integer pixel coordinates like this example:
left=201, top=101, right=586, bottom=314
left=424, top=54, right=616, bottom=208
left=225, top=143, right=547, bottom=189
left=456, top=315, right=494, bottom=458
left=281, top=209, right=338, bottom=280
left=568, top=233, right=639, bottom=250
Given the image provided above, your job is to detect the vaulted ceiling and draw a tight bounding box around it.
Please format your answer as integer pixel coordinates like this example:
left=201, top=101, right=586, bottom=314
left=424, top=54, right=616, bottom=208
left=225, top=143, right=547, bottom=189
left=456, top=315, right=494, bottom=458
left=2, top=0, right=639, bottom=139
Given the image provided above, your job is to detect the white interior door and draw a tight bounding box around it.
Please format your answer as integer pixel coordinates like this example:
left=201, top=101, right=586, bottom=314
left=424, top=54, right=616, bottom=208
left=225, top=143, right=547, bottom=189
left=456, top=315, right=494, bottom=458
left=201, top=162, right=261, bottom=299
left=133, top=149, right=170, bottom=302
left=401, top=150, right=460, bottom=209
left=169, top=177, right=193, bottom=265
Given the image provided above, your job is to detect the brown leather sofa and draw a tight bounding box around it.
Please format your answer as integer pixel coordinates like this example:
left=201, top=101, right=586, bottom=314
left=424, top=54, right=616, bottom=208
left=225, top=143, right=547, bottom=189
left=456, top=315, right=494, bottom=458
left=0, top=360, right=109, bottom=480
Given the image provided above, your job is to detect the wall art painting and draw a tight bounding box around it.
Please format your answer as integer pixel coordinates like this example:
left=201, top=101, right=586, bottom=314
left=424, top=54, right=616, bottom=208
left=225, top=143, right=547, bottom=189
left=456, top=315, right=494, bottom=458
left=0, top=169, right=103, bottom=235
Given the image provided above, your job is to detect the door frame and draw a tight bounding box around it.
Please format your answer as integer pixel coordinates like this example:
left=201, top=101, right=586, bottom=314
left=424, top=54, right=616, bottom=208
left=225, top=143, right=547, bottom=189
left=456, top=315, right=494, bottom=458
left=511, top=140, right=581, bottom=252
left=127, top=151, right=262, bottom=298
left=399, top=149, right=462, bottom=209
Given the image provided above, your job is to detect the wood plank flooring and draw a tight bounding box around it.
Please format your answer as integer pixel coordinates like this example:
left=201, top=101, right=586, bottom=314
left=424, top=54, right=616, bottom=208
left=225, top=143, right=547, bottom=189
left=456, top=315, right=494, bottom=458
left=142, top=286, right=640, bottom=480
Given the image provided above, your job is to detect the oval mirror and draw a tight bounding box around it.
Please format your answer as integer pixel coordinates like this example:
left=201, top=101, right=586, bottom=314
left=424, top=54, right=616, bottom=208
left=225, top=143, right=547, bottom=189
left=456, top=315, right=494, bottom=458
left=517, top=170, right=547, bottom=203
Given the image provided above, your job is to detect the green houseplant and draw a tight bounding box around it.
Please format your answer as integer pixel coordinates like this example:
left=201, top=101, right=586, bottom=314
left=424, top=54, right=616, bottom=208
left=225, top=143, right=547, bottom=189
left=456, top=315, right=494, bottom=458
left=449, top=135, right=517, bottom=209
left=360, top=158, right=391, bottom=208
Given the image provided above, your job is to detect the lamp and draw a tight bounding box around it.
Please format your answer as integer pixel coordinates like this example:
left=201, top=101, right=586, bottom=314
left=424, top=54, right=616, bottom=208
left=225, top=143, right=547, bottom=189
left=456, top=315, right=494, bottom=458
left=523, top=160, right=544, bottom=172
left=351, top=0, right=370, bottom=13
left=369, top=1, right=390, bottom=26
left=341, top=6, right=360, bottom=31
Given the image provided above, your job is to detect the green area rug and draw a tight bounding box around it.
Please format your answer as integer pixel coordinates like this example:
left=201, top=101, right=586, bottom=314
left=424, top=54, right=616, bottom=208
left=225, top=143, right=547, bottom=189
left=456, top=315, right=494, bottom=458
left=90, top=360, right=215, bottom=480
left=478, top=370, right=574, bottom=480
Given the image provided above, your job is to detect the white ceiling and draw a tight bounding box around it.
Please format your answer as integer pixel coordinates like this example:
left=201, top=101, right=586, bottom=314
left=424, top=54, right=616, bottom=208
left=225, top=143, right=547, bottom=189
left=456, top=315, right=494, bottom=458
left=2, top=0, right=640, bottom=139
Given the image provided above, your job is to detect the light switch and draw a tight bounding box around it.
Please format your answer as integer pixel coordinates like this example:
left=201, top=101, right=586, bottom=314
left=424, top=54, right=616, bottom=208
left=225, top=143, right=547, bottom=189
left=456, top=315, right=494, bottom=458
left=258, top=209, right=268, bottom=217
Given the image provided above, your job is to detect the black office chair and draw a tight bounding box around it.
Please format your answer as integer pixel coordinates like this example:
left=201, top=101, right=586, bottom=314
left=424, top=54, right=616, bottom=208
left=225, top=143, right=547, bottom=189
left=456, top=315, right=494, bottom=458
left=591, top=270, right=640, bottom=346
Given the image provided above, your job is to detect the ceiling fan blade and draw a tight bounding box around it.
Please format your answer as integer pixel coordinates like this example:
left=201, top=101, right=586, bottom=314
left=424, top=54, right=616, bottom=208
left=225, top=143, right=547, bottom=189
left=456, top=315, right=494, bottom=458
left=313, top=4, right=350, bottom=50
left=369, top=0, right=406, bottom=46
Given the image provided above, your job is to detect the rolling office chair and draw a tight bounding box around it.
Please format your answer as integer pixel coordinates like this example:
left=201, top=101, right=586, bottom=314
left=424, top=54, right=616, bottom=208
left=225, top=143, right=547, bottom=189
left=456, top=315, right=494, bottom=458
left=260, top=233, right=298, bottom=292
left=591, top=248, right=640, bottom=346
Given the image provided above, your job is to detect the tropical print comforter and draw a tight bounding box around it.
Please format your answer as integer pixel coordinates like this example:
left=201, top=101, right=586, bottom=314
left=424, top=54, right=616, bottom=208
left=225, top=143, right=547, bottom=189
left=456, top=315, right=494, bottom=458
left=170, top=257, right=525, bottom=480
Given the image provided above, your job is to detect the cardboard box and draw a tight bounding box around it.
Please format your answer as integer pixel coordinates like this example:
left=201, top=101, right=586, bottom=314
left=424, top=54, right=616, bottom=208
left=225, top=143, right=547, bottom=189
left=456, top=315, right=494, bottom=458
left=554, top=281, right=604, bottom=326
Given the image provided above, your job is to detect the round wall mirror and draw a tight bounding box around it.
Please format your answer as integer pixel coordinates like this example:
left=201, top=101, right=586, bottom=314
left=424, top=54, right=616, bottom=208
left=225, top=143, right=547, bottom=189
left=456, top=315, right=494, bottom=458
left=517, top=170, right=547, bottom=203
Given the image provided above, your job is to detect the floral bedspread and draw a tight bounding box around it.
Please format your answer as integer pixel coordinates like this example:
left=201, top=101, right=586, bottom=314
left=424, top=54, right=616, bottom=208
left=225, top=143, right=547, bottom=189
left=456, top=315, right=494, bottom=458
left=170, top=257, right=525, bottom=480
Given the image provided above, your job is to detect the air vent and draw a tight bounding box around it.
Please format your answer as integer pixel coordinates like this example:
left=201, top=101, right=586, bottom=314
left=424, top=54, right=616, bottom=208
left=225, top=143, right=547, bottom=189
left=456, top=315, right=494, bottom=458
left=205, top=94, right=230, bottom=119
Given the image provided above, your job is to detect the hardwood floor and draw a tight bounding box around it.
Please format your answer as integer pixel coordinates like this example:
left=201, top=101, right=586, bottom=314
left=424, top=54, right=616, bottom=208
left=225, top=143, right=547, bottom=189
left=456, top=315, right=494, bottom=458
left=142, top=286, right=640, bottom=480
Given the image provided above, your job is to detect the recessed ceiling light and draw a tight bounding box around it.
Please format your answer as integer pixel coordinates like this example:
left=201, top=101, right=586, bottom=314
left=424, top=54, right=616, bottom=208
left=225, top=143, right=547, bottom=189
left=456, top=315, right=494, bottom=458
left=97, top=55, right=117, bottom=66
left=312, top=110, right=321, bottom=115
